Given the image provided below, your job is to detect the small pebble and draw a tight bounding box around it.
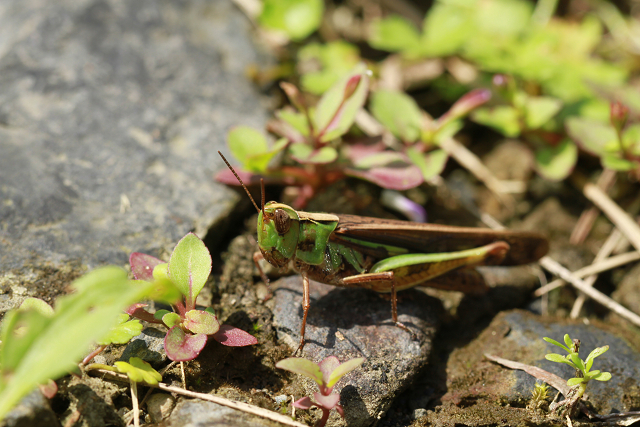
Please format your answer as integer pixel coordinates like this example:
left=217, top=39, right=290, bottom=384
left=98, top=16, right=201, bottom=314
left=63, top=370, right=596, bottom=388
left=147, top=393, right=176, bottom=423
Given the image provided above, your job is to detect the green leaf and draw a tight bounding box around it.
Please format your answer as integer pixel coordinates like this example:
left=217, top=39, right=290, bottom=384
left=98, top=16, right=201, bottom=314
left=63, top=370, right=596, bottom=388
left=289, top=144, right=338, bottom=164
left=406, top=148, right=448, bottom=181
left=420, top=2, right=474, bottom=57
left=298, top=42, right=361, bottom=95
left=183, top=309, right=220, bottom=335
left=227, top=127, right=285, bottom=173
left=0, top=267, right=153, bottom=419
left=114, top=357, right=162, bottom=385
left=368, top=15, right=421, bottom=54
left=258, top=0, right=324, bottom=41
left=314, top=63, right=369, bottom=142
left=570, top=353, right=585, bottom=372
left=475, top=0, right=532, bottom=36
left=97, top=314, right=143, bottom=345
left=276, top=357, right=324, bottom=387
left=18, top=298, right=54, bottom=317
left=585, top=345, right=609, bottom=365
left=524, top=96, right=562, bottom=129
left=567, top=377, right=585, bottom=386
left=535, top=139, right=577, bottom=181
left=370, top=90, right=423, bottom=142
left=162, top=312, right=182, bottom=328
left=168, top=233, right=212, bottom=307
left=593, top=372, right=612, bottom=381
left=472, top=106, right=521, bottom=137
left=545, top=353, right=572, bottom=364
left=543, top=337, right=570, bottom=352
left=565, top=117, right=616, bottom=156
left=563, top=334, right=573, bottom=350
left=601, top=155, right=639, bottom=172
left=326, top=357, right=365, bottom=389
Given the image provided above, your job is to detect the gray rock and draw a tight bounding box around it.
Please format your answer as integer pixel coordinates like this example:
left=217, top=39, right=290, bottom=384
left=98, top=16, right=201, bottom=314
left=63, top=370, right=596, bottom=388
left=273, top=276, right=441, bottom=427
left=166, top=399, right=283, bottom=427
left=120, top=327, right=166, bottom=366
left=0, top=0, right=269, bottom=299
left=146, top=393, right=175, bottom=423
left=1, top=389, right=59, bottom=427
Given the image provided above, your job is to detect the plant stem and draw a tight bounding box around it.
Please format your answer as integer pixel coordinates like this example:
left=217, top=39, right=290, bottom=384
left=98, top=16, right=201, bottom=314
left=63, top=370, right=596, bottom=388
left=131, top=380, right=140, bottom=427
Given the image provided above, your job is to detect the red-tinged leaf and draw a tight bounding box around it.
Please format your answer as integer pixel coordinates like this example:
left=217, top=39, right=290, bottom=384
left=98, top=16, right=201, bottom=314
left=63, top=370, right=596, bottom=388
left=125, top=304, right=159, bottom=323
left=183, top=309, right=220, bottom=335
left=164, top=326, right=207, bottom=362
left=129, top=253, right=164, bottom=281
left=343, top=139, right=386, bottom=162
left=293, top=396, right=313, bottom=410
left=313, top=392, right=340, bottom=409
left=345, top=165, right=423, bottom=190
left=212, top=324, right=258, bottom=347
left=318, top=356, right=340, bottom=386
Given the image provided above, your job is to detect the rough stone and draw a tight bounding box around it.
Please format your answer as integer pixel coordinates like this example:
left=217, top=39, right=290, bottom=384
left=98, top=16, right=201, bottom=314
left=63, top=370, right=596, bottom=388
left=146, top=392, right=176, bottom=423
left=166, top=399, right=284, bottom=427
left=2, top=389, right=59, bottom=427
left=0, top=0, right=269, bottom=300
left=272, top=276, right=441, bottom=427
left=120, top=327, right=166, bottom=366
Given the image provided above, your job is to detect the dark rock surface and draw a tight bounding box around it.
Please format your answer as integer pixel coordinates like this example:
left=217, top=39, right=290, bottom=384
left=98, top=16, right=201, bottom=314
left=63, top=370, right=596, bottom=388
left=0, top=0, right=268, bottom=294
left=272, top=276, right=441, bottom=427
left=1, top=390, right=59, bottom=427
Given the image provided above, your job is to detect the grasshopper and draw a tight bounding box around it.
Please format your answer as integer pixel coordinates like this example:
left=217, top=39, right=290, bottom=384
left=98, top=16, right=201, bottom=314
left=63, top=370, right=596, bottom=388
left=219, top=153, right=548, bottom=353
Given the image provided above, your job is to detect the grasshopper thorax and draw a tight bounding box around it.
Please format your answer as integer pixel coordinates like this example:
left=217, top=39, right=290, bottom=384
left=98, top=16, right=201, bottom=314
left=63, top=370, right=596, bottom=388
left=257, top=202, right=300, bottom=268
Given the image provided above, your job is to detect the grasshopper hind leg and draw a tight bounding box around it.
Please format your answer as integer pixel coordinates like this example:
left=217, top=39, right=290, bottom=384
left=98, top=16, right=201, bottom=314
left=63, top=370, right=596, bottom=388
left=341, top=272, right=418, bottom=340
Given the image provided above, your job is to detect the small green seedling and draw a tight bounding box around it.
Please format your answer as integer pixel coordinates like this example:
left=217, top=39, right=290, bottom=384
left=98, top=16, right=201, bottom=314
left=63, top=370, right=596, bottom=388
left=543, top=334, right=611, bottom=417
left=129, top=233, right=257, bottom=362
left=276, top=356, right=364, bottom=427
left=88, top=357, right=162, bottom=427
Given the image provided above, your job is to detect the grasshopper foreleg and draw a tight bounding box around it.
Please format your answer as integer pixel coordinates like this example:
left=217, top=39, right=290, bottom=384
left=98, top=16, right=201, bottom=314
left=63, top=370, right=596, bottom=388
left=293, top=273, right=311, bottom=356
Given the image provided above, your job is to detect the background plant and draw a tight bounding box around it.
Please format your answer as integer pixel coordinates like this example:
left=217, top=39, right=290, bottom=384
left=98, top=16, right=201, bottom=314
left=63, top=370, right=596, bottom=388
left=129, top=232, right=257, bottom=361
left=225, top=0, right=640, bottom=201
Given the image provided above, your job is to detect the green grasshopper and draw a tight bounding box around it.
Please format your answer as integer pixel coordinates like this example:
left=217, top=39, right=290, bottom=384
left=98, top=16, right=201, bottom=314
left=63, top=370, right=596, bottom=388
left=219, top=153, right=548, bottom=353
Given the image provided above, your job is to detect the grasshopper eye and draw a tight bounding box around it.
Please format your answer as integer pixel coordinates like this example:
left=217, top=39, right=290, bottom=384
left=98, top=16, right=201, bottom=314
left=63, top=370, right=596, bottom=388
left=274, top=209, right=291, bottom=234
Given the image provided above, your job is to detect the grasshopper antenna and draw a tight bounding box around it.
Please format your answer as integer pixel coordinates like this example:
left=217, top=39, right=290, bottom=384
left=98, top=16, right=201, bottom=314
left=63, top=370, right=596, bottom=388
left=218, top=151, right=261, bottom=213
left=260, top=178, right=265, bottom=217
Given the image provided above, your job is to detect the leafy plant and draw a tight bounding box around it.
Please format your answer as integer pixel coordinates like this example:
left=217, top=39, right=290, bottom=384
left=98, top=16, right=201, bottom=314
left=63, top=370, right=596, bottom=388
left=0, top=267, right=155, bottom=419
left=129, top=232, right=257, bottom=361
left=217, top=64, right=490, bottom=208
left=276, top=356, right=364, bottom=427
left=543, top=333, right=611, bottom=416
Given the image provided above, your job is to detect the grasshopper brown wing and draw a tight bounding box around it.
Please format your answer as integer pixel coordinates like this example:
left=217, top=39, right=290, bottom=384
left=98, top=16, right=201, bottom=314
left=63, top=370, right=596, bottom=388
left=331, top=214, right=548, bottom=266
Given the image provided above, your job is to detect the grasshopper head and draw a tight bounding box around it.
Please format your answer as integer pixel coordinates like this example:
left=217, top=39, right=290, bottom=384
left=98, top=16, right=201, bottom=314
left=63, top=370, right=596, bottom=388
left=257, top=202, right=300, bottom=268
